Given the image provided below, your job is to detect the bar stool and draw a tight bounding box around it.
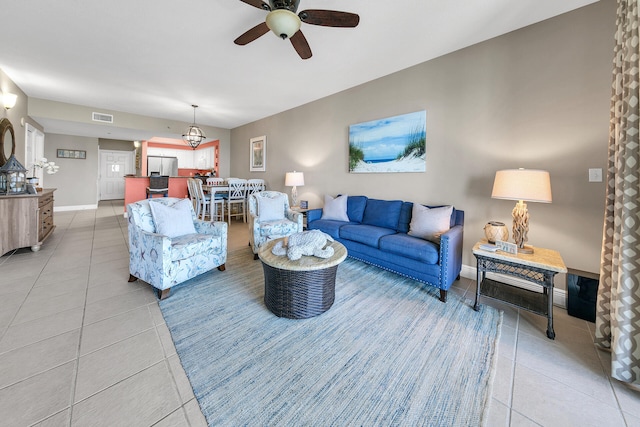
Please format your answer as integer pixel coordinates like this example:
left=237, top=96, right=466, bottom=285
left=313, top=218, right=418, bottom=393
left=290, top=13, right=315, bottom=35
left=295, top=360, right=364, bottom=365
left=147, top=175, right=169, bottom=198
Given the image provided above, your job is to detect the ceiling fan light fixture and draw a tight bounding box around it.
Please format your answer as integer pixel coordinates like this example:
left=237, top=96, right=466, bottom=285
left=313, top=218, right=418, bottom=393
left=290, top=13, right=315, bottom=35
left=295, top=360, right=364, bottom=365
left=182, top=105, right=206, bottom=150
left=266, top=9, right=301, bottom=39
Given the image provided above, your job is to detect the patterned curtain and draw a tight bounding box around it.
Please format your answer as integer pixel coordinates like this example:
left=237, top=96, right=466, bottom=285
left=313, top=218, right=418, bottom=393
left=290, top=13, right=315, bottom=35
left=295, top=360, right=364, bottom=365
left=595, top=0, right=640, bottom=387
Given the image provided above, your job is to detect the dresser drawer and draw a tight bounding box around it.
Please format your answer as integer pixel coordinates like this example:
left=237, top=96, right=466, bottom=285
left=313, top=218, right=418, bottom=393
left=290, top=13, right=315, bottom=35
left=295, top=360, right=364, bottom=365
left=37, top=191, right=55, bottom=242
left=38, top=193, right=54, bottom=208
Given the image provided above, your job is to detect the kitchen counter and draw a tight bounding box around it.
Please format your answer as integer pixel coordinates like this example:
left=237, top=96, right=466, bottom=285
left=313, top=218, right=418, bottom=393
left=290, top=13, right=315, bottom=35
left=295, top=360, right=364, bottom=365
left=124, top=176, right=191, bottom=209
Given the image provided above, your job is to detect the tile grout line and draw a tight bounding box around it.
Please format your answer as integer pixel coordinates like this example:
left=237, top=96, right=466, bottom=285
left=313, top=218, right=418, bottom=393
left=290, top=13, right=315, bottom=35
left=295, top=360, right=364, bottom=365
left=507, top=309, right=520, bottom=426
left=17, top=210, right=82, bottom=426
left=67, top=207, right=98, bottom=427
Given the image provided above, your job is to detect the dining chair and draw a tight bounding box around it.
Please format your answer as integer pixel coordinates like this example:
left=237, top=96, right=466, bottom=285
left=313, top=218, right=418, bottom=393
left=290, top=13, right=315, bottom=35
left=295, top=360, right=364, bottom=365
left=206, top=177, right=227, bottom=221
left=246, top=179, right=265, bottom=198
left=207, top=177, right=225, bottom=185
left=186, top=178, right=197, bottom=211
left=226, top=178, right=247, bottom=222
left=189, top=178, right=211, bottom=220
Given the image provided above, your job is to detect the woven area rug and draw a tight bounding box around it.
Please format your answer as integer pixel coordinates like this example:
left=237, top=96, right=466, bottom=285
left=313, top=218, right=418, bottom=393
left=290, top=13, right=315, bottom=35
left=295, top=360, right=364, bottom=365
left=160, top=249, right=502, bottom=426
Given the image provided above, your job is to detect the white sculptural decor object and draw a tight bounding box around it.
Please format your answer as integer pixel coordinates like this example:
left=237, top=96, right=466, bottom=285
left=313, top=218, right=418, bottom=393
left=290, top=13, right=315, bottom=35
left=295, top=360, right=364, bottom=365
left=272, top=230, right=334, bottom=261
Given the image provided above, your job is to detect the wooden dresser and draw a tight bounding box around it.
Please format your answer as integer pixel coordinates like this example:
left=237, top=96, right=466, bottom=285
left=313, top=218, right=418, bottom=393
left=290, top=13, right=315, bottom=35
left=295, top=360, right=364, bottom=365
left=0, top=188, right=56, bottom=256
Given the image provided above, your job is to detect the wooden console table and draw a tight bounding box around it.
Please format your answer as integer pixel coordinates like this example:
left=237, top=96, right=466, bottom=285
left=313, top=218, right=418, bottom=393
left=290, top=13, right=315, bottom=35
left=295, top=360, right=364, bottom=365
left=0, top=189, right=56, bottom=256
left=472, top=241, right=566, bottom=339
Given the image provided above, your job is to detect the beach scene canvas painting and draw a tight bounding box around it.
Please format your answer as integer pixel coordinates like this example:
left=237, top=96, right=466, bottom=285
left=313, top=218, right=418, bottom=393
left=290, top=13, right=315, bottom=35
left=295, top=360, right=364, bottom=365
left=349, top=110, right=426, bottom=173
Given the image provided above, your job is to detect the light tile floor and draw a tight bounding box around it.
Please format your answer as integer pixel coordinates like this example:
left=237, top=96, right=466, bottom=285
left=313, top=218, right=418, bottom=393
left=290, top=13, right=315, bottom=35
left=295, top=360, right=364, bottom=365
left=0, top=200, right=637, bottom=426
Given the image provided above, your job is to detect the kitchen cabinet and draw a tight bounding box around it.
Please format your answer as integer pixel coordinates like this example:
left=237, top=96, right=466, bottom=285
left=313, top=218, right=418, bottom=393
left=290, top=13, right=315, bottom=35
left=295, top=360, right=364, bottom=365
left=146, top=146, right=215, bottom=170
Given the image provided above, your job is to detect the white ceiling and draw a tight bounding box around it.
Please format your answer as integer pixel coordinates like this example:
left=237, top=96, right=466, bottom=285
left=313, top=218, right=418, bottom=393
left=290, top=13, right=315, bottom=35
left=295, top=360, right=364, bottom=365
left=2, top=0, right=597, bottom=139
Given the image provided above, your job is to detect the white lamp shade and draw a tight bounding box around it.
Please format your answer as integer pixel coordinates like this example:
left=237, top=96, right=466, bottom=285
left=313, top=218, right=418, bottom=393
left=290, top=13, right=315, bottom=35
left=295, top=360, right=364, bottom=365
left=491, top=169, right=552, bottom=203
left=2, top=93, right=17, bottom=110
left=266, top=9, right=301, bottom=39
left=285, top=171, right=304, bottom=187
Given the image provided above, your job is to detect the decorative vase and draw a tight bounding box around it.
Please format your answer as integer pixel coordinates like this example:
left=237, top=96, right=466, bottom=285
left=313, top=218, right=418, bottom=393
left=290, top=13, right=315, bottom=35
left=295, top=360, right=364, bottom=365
left=484, top=221, right=509, bottom=244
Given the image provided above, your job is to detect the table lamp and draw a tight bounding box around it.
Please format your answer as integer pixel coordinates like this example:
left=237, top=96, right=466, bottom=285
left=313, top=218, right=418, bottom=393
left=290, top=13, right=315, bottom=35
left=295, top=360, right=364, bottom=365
left=285, top=171, right=304, bottom=208
left=491, top=168, right=552, bottom=254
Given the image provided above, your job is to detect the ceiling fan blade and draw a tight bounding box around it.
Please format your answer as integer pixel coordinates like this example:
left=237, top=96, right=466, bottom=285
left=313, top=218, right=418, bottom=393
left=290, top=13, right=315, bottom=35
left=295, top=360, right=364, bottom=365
left=234, top=22, right=270, bottom=45
left=298, top=9, right=360, bottom=28
left=239, top=0, right=271, bottom=11
left=290, top=30, right=312, bottom=59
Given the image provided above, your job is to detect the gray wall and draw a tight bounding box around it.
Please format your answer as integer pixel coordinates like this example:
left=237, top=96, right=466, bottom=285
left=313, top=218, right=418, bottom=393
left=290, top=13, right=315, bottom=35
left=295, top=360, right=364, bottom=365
left=0, top=69, right=44, bottom=163
left=44, top=134, right=99, bottom=208
left=230, top=1, right=614, bottom=279
left=98, top=138, right=135, bottom=151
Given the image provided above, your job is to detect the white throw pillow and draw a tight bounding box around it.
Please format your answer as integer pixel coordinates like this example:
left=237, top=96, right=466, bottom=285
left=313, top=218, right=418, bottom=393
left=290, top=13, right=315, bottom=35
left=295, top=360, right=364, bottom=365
left=408, top=204, right=453, bottom=243
left=321, top=194, right=349, bottom=221
left=258, top=195, right=285, bottom=222
left=149, top=199, right=197, bottom=238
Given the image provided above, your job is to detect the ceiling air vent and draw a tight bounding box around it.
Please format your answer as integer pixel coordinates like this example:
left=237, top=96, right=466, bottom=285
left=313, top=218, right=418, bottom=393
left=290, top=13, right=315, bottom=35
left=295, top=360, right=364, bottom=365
left=92, top=112, right=113, bottom=124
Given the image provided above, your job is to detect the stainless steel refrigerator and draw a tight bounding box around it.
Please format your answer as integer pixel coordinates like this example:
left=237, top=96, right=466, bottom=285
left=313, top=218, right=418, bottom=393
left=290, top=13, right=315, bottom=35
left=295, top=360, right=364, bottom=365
left=147, top=156, right=178, bottom=177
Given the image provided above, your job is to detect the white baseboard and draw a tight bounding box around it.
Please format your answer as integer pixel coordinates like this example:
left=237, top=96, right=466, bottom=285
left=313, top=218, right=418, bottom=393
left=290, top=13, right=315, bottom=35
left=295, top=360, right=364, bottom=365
left=460, top=263, right=567, bottom=309
left=54, top=204, right=98, bottom=212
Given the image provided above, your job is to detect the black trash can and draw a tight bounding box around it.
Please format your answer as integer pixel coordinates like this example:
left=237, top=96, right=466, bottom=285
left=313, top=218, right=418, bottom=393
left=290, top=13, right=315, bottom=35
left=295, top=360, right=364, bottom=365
left=567, top=268, right=600, bottom=322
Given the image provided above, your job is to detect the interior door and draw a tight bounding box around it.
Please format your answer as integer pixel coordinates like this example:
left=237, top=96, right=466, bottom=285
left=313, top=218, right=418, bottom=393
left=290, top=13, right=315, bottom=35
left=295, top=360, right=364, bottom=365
left=99, top=150, right=133, bottom=200
left=25, top=123, right=45, bottom=183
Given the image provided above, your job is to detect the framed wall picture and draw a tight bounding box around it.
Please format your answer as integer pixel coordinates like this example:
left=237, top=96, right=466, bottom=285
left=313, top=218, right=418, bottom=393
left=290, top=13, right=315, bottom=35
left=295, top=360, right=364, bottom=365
left=250, top=136, right=266, bottom=172
left=57, top=149, right=86, bottom=159
left=348, top=110, right=426, bottom=173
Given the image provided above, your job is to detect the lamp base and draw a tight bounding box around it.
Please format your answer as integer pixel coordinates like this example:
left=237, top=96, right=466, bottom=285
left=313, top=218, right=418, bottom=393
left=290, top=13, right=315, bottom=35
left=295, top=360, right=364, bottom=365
left=518, top=245, right=534, bottom=254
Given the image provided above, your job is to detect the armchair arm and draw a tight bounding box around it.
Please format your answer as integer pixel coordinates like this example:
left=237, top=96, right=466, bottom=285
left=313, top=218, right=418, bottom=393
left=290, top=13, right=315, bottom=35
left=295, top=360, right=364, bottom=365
left=128, top=226, right=173, bottom=288
left=439, top=224, right=464, bottom=290
left=193, top=220, right=228, bottom=260
left=285, top=209, right=303, bottom=231
left=194, top=220, right=228, bottom=237
left=307, top=208, right=322, bottom=222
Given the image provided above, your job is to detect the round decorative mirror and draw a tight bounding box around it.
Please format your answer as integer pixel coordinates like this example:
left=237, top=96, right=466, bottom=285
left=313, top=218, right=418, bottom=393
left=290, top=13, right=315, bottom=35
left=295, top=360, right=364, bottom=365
left=0, top=118, right=16, bottom=167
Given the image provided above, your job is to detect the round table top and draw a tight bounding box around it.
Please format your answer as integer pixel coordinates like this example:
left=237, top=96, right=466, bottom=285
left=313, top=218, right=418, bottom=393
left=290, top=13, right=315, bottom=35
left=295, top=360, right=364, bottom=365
left=258, top=237, right=347, bottom=271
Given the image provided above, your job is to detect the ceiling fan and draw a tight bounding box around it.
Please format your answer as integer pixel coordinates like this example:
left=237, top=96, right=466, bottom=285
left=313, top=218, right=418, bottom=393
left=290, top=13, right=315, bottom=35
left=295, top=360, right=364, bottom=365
left=234, top=0, right=360, bottom=60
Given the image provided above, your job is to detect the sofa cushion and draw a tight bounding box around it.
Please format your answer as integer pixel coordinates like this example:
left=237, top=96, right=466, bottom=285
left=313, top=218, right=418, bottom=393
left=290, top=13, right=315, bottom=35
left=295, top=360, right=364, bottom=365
left=347, top=196, right=368, bottom=223
left=379, top=233, right=440, bottom=264
left=340, top=224, right=397, bottom=248
left=321, top=194, right=349, bottom=221
left=408, top=204, right=453, bottom=243
left=308, top=219, right=350, bottom=239
left=397, top=201, right=413, bottom=233
left=149, top=199, right=197, bottom=238
left=171, top=233, right=222, bottom=262
left=362, top=199, right=403, bottom=230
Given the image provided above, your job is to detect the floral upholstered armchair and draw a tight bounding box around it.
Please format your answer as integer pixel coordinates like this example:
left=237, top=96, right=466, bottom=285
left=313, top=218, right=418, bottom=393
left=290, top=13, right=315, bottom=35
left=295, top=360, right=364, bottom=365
left=127, top=197, right=227, bottom=299
left=248, top=191, right=303, bottom=259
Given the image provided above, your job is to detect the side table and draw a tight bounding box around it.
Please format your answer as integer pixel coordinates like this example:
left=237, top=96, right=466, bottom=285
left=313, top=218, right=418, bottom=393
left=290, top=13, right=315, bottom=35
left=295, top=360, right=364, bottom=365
left=258, top=238, right=348, bottom=319
left=291, top=207, right=310, bottom=229
left=472, top=241, right=567, bottom=339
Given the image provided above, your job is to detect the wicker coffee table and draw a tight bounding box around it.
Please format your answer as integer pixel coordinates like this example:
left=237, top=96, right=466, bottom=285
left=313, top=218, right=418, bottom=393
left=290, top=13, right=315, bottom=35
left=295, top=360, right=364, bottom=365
left=258, top=238, right=348, bottom=319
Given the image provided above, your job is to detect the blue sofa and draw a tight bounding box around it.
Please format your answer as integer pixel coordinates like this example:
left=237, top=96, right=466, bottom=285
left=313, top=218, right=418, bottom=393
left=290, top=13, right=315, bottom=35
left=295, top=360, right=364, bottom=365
left=307, top=196, right=464, bottom=302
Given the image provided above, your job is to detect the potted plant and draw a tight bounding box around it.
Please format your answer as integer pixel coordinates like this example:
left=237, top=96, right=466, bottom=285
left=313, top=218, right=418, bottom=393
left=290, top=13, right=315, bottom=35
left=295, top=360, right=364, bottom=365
left=28, top=157, right=60, bottom=187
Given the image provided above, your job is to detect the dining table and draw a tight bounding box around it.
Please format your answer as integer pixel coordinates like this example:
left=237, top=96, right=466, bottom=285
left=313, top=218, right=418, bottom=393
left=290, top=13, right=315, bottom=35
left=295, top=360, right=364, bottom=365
left=202, top=184, right=230, bottom=221
left=203, top=184, right=230, bottom=201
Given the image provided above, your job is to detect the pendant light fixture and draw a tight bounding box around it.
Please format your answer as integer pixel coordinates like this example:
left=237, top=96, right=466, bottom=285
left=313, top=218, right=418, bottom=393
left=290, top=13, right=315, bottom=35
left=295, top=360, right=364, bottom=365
left=182, top=104, right=206, bottom=149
